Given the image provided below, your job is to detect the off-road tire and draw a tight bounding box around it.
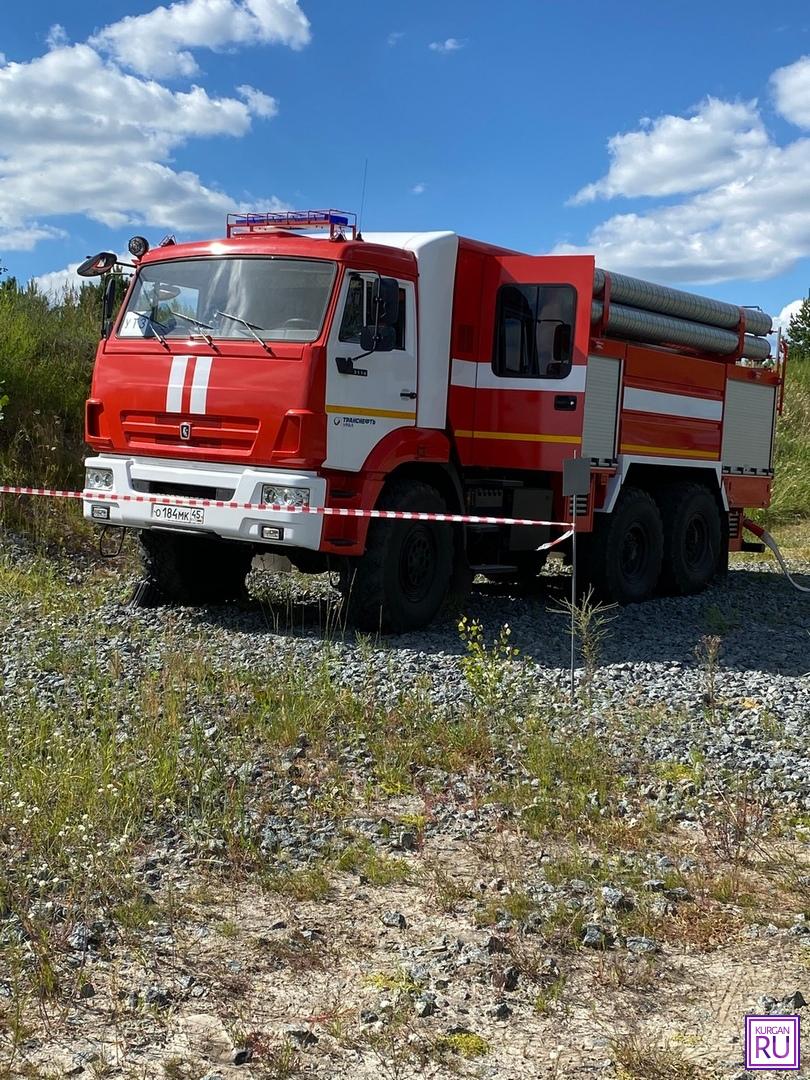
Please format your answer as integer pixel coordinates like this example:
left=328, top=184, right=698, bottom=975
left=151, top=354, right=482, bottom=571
left=583, top=486, right=664, bottom=604
left=339, top=481, right=454, bottom=633
left=444, top=533, right=474, bottom=617
left=657, top=482, right=723, bottom=595
left=136, top=530, right=254, bottom=606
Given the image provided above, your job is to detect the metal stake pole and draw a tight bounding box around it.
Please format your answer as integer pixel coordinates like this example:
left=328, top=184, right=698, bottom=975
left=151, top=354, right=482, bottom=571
left=570, top=525, right=576, bottom=702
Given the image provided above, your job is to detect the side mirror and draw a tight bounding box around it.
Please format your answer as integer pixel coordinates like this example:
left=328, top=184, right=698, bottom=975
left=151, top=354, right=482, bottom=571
left=373, top=277, right=400, bottom=326
left=360, top=324, right=396, bottom=353
left=552, top=322, right=571, bottom=364
left=77, top=251, right=118, bottom=278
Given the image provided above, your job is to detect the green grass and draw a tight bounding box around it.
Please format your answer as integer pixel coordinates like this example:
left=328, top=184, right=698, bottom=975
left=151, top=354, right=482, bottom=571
left=336, top=843, right=412, bottom=885
left=0, top=277, right=101, bottom=546
left=435, top=1032, right=490, bottom=1058
left=262, top=866, right=332, bottom=901
left=763, top=358, right=810, bottom=527
left=507, top=725, right=628, bottom=840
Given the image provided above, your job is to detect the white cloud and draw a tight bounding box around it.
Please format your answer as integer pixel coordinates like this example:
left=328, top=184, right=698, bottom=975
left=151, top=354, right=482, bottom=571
left=411, top=182, right=426, bottom=195
left=429, top=38, right=464, bottom=54
left=387, top=31, right=404, bottom=46
left=46, top=24, right=68, bottom=49
left=0, top=224, right=66, bottom=251
left=771, top=55, right=810, bottom=129
left=32, top=262, right=86, bottom=299
left=571, top=99, right=769, bottom=204
left=0, top=53, right=6, bottom=66
left=90, top=0, right=311, bottom=78
left=237, top=84, right=278, bottom=117
left=0, top=5, right=308, bottom=252
left=558, top=68, right=810, bottom=283
left=772, top=298, right=805, bottom=335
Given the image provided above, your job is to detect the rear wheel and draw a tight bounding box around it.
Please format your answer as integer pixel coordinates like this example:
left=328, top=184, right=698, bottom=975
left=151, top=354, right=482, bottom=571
left=583, top=486, right=663, bottom=604
left=136, top=530, right=254, bottom=605
left=339, top=481, right=454, bottom=633
left=657, top=483, right=722, bottom=595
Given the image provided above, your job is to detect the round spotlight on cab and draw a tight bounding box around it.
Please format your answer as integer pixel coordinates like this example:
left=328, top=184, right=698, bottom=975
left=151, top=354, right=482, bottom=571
left=128, top=235, right=150, bottom=258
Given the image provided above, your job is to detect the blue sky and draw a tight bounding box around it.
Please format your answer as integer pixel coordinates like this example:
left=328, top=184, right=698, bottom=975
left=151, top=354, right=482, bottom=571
left=2, top=0, right=810, bottom=324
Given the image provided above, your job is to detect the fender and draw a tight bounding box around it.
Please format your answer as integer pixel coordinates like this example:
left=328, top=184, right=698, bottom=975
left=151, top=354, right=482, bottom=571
left=319, top=427, right=452, bottom=555
left=359, top=428, right=454, bottom=538
left=362, top=426, right=452, bottom=475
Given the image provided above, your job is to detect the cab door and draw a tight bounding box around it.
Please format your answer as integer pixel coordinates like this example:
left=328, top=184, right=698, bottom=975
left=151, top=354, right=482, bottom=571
left=470, top=254, right=593, bottom=471
left=324, top=272, right=417, bottom=471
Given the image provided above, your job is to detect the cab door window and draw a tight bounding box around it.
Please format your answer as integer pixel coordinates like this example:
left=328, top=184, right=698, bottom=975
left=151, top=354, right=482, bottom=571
left=339, top=274, right=406, bottom=349
left=493, top=284, right=575, bottom=378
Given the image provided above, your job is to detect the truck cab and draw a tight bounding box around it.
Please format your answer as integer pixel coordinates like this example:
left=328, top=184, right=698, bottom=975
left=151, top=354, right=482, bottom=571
left=83, top=212, right=470, bottom=625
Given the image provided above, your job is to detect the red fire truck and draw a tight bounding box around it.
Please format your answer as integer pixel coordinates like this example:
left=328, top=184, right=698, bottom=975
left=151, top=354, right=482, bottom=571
left=79, top=211, right=783, bottom=631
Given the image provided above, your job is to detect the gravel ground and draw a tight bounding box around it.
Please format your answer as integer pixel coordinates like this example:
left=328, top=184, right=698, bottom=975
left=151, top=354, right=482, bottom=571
left=2, top=541, right=810, bottom=1079
left=1, top=545, right=808, bottom=800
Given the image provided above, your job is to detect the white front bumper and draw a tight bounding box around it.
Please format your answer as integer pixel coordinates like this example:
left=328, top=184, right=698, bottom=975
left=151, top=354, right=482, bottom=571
left=83, top=454, right=326, bottom=550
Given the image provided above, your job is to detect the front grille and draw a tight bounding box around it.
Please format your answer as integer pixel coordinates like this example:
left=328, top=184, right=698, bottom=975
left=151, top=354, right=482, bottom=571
left=131, top=480, right=236, bottom=500
left=121, top=412, right=259, bottom=454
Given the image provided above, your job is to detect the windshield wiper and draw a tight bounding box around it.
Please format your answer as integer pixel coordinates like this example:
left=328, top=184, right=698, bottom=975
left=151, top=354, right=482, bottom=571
left=169, top=310, right=219, bottom=350
left=133, top=311, right=170, bottom=350
left=170, top=310, right=214, bottom=331
left=215, top=310, right=274, bottom=354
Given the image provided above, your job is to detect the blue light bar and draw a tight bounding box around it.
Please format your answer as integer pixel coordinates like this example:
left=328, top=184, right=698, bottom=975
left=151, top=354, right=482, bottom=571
left=227, top=209, right=355, bottom=237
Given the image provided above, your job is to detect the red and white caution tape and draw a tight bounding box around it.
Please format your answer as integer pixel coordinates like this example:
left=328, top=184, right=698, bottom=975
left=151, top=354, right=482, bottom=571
left=0, top=484, right=575, bottom=550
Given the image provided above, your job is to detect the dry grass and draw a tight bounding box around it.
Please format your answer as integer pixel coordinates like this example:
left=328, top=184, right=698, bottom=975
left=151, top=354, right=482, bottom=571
left=612, top=1033, right=710, bottom=1080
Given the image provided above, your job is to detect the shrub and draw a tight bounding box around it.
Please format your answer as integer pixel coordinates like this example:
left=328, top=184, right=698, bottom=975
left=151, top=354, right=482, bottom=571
left=0, top=277, right=101, bottom=543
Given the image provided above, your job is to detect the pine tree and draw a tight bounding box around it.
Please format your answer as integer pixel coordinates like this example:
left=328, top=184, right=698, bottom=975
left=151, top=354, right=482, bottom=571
left=786, top=297, right=810, bottom=362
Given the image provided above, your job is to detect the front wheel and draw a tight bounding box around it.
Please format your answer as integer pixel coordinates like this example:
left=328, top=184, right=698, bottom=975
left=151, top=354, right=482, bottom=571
left=136, top=530, right=254, bottom=605
left=339, top=481, right=454, bottom=633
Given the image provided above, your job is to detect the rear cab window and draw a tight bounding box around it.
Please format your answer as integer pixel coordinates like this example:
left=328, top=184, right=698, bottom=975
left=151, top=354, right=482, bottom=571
left=492, top=283, right=576, bottom=378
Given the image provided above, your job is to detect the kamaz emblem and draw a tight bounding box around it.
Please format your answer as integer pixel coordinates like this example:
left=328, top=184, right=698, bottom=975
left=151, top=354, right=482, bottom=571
left=180, top=422, right=191, bottom=440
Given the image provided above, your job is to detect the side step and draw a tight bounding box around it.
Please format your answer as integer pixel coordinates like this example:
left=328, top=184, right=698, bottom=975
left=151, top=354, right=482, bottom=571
left=469, top=564, right=520, bottom=573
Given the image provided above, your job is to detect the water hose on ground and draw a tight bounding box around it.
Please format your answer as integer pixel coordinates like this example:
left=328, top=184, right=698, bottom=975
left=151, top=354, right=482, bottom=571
left=743, top=518, right=810, bottom=594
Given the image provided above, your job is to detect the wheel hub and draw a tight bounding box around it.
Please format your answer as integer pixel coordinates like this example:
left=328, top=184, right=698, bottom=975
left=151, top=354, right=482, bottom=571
left=399, top=527, right=436, bottom=602
left=684, top=513, right=708, bottom=569
left=621, top=523, right=648, bottom=581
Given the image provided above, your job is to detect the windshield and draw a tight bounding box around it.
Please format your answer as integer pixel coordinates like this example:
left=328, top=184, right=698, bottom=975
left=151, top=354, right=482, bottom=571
left=118, top=257, right=336, bottom=343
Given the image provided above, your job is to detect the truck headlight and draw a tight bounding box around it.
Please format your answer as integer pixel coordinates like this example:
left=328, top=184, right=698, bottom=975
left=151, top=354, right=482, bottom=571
left=85, top=467, right=114, bottom=491
left=261, top=484, right=310, bottom=507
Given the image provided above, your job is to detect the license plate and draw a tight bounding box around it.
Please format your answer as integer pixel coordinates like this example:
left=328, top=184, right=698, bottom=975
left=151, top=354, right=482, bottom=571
left=151, top=504, right=205, bottom=525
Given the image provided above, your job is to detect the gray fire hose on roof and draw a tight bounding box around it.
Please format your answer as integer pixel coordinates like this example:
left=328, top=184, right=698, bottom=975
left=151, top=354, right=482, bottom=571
left=592, top=268, right=773, bottom=361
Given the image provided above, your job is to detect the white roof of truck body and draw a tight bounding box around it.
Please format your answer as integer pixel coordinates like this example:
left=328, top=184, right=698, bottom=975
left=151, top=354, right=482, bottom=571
left=363, top=232, right=459, bottom=431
